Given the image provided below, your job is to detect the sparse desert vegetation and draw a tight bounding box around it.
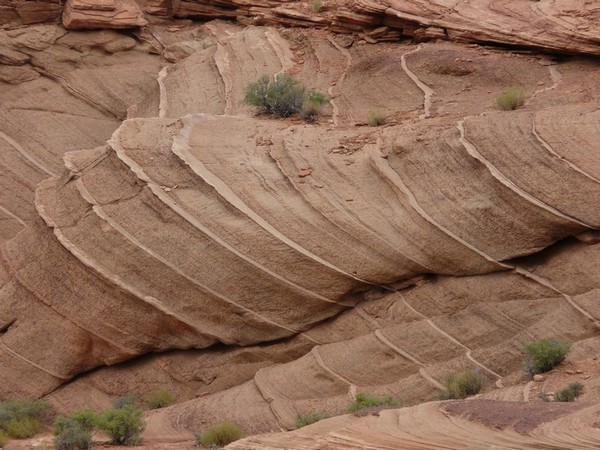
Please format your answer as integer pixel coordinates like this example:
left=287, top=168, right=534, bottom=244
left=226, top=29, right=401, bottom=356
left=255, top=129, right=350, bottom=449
left=145, top=390, right=175, bottom=410
left=495, top=86, right=526, bottom=110
left=523, top=339, right=571, bottom=374
left=367, top=110, right=387, bottom=126
left=554, top=382, right=584, bottom=402
left=296, top=412, right=330, bottom=428
left=348, top=393, right=398, bottom=413
left=0, top=400, right=50, bottom=440
left=244, top=75, right=328, bottom=120
left=196, top=422, right=244, bottom=448
left=439, top=368, right=486, bottom=400
left=96, top=405, right=145, bottom=446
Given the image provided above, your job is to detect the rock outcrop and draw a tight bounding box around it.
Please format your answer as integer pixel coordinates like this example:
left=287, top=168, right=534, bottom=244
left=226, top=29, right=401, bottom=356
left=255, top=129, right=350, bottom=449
left=0, top=12, right=599, bottom=446
left=2, top=0, right=600, bottom=57
left=226, top=400, right=600, bottom=449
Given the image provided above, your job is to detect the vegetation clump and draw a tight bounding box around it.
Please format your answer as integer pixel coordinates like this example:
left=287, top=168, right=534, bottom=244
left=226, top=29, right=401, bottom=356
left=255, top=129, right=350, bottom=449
left=0, top=399, right=51, bottom=440
left=244, top=75, right=328, bottom=120
left=347, top=393, right=398, bottom=413
left=54, top=412, right=96, bottom=450
left=196, top=422, right=244, bottom=448
left=495, top=86, right=526, bottom=110
left=439, top=368, right=486, bottom=400
left=295, top=412, right=330, bottom=428
left=312, top=0, right=322, bottom=12
left=523, top=339, right=571, bottom=374
left=96, top=405, right=145, bottom=446
left=112, top=393, right=139, bottom=410
left=145, top=390, right=175, bottom=410
left=367, top=110, right=387, bottom=126
left=554, top=382, right=584, bottom=402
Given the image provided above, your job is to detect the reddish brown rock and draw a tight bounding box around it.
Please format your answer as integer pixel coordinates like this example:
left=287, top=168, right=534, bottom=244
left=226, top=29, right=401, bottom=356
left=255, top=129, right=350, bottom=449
left=62, top=0, right=147, bottom=29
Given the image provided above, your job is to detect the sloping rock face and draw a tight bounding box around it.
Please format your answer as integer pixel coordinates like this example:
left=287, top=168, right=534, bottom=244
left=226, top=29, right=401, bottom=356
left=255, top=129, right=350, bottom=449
left=0, top=13, right=600, bottom=446
left=226, top=400, right=600, bottom=449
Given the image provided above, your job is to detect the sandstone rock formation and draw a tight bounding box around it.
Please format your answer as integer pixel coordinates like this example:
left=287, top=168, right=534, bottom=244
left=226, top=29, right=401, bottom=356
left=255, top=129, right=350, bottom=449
left=226, top=400, right=600, bottom=449
left=0, top=4, right=599, bottom=448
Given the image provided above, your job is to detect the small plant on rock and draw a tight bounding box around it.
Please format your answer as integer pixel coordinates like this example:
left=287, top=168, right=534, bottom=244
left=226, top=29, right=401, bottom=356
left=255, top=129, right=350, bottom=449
left=145, top=390, right=175, bottom=410
left=295, top=412, right=330, bottom=428
left=312, top=0, right=322, bottom=12
left=196, top=422, right=244, bottom=448
left=495, top=86, right=526, bottom=110
left=523, top=339, right=570, bottom=374
left=367, top=110, right=386, bottom=126
left=440, top=368, right=486, bottom=400
left=96, top=405, right=145, bottom=446
left=347, top=393, right=398, bottom=413
left=554, top=382, right=584, bottom=402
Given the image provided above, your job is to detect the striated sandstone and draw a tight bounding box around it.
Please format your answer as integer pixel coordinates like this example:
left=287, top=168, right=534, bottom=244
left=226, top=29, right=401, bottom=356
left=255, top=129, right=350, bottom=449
left=0, top=15, right=599, bottom=448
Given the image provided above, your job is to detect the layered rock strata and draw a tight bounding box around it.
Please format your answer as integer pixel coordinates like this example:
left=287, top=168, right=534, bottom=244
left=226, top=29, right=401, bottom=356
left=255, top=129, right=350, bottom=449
left=0, top=19, right=599, bottom=441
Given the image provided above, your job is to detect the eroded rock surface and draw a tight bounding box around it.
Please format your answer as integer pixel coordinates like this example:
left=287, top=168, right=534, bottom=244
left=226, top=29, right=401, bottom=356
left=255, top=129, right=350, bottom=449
left=0, top=11, right=599, bottom=448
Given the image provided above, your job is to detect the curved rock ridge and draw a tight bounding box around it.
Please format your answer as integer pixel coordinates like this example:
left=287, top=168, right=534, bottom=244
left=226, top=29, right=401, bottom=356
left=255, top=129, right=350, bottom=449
left=0, top=20, right=599, bottom=444
left=110, top=236, right=600, bottom=435
left=225, top=400, right=600, bottom=449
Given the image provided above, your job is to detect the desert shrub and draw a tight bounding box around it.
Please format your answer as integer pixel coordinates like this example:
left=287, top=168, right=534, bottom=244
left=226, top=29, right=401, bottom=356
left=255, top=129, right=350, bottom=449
left=54, top=418, right=93, bottom=450
left=244, top=75, right=328, bottom=120
left=301, top=90, right=329, bottom=122
left=55, top=410, right=97, bottom=435
left=0, top=400, right=51, bottom=439
left=244, top=75, right=305, bottom=117
left=441, top=368, right=486, bottom=399
left=312, top=0, right=322, bottom=12
left=145, top=390, right=175, bottom=410
left=347, top=393, right=398, bottom=413
left=523, top=339, right=570, bottom=374
left=0, top=429, right=7, bottom=447
left=96, top=405, right=145, bottom=446
left=367, top=111, right=386, bottom=126
left=112, top=394, right=139, bottom=410
left=554, top=382, right=584, bottom=402
left=495, top=86, right=526, bottom=110
left=295, top=412, right=330, bottom=428
left=196, top=422, right=244, bottom=448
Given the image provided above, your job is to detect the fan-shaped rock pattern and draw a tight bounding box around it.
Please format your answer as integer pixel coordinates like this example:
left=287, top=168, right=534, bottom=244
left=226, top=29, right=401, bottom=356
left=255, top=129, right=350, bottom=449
left=0, top=16, right=600, bottom=446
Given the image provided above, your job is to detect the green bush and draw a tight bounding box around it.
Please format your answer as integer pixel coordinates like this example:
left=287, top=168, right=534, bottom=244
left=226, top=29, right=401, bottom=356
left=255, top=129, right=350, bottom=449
left=554, top=382, right=584, bottom=402
left=112, top=394, right=139, bottom=410
left=197, top=422, right=244, bottom=448
left=440, top=368, right=486, bottom=399
left=0, top=429, right=7, bottom=447
left=367, top=111, right=386, bottom=126
left=295, top=412, right=330, bottom=428
left=0, top=400, right=51, bottom=439
left=55, top=410, right=97, bottom=435
left=54, top=418, right=93, bottom=450
left=301, top=90, right=329, bottom=122
left=244, top=75, right=328, bottom=120
left=145, top=390, right=175, bottom=410
left=523, top=339, right=571, bottom=374
left=347, top=393, right=398, bottom=413
left=495, top=86, right=526, bottom=110
left=312, top=0, right=322, bottom=12
left=96, top=406, right=145, bottom=446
